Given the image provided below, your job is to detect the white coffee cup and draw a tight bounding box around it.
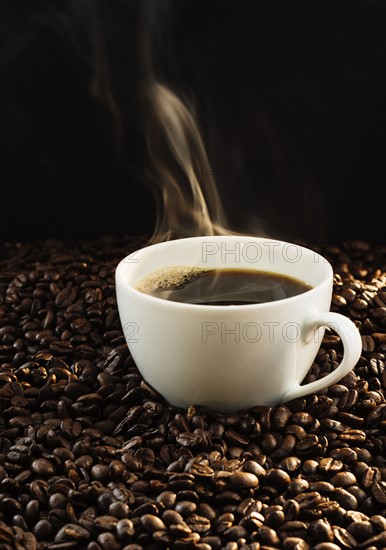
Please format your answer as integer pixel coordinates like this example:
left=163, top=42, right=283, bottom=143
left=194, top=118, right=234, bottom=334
left=115, top=236, right=362, bottom=412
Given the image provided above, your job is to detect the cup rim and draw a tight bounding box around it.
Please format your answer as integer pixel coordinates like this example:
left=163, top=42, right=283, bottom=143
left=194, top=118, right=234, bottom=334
left=115, top=236, right=333, bottom=311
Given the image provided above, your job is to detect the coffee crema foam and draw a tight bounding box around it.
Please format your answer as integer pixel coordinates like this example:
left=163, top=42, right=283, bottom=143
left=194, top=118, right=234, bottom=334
left=135, top=266, right=209, bottom=292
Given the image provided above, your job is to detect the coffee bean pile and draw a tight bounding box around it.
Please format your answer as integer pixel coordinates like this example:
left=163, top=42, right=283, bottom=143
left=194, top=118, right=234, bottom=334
left=0, top=236, right=386, bottom=550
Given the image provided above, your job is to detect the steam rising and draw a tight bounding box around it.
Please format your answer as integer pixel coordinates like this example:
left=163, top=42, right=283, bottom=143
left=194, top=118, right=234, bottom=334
left=140, top=1, right=268, bottom=244
left=144, top=82, right=239, bottom=243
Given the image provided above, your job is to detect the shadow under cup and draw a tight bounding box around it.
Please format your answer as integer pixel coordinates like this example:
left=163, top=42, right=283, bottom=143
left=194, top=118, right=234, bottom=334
left=115, top=236, right=362, bottom=412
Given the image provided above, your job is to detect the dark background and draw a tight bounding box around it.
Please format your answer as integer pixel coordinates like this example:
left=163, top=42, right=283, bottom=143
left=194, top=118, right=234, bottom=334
left=0, top=0, right=385, bottom=245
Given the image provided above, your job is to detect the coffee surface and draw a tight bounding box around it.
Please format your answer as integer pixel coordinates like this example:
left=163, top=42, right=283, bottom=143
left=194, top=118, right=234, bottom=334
left=136, top=267, right=312, bottom=305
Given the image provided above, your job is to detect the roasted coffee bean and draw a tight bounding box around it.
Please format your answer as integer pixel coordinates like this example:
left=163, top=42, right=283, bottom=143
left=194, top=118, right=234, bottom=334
left=229, top=471, right=259, bottom=490
left=278, top=456, right=301, bottom=473
left=162, top=509, right=184, bottom=526
left=31, top=458, right=55, bottom=477
left=295, top=434, right=322, bottom=455
left=61, top=419, right=82, bottom=438
left=169, top=521, right=192, bottom=538
left=200, top=536, right=222, bottom=549
left=186, top=514, right=211, bottom=534
left=24, top=499, right=40, bottom=526
left=282, top=500, right=300, bottom=521
left=333, top=526, right=358, bottom=548
left=95, top=532, right=120, bottom=549
left=361, top=531, right=386, bottom=548
left=263, top=508, right=284, bottom=529
left=278, top=520, right=308, bottom=538
left=141, top=514, right=167, bottom=533
left=337, top=429, right=366, bottom=444
left=168, top=473, right=195, bottom=491
left=371, top=481, right=386, bottom=504
left=90, top=464, right=110, bottom=482
left=265, top=468, right=291, bottom=490
left=116, top=518, right=135, bottom=541
left=346, top=520, right=373, bottom=541
left=108, top=501, right=130, bottom=519
left=333, top=487, right=358, bottom=510
left=329, top=447, right=357, bottom=464
left=318, top=458, right=343, bottom=473
left=329, top=471, right=357, bottom=487
left=309, top=518, right=334, bottom=543
left=1, top=238, right=386, bottom=547
left=131, top=502, right=158, bottom=518
left=282, top=537, right=310, bottom=550
left=174, top=500, right=197, bottom=516
left=54, top=523, right=90, bottom=543
left=361, top=466, right=381, bottom=490
left=55, top=287, right=77, bottom=308
left=34, top=519, right=54, bottom=540
left=194, top=503, right=216, bottom=522
left=185, top=459, right=214, bottom=477
left=258, top=525, right=280, bottom=545
left=94, top=515, right=118, bottom=531
left=50, top=341, right=75, bottom=354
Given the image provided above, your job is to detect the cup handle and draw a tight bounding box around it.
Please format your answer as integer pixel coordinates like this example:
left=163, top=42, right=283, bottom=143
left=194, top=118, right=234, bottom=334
left=280, top=312, right=362, bottom=403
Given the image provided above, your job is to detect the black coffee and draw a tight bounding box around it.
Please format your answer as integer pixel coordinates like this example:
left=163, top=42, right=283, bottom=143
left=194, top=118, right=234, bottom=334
left=136, top=267, right=312, bottom=305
